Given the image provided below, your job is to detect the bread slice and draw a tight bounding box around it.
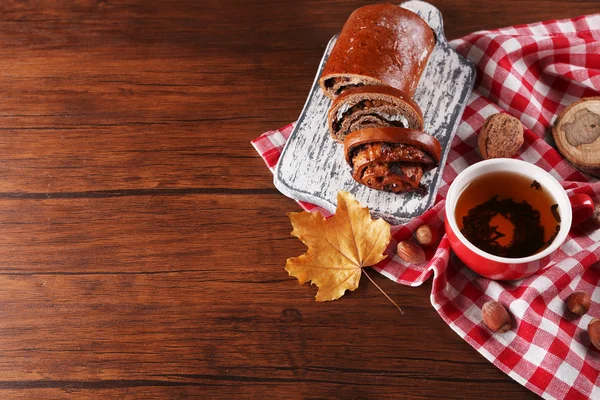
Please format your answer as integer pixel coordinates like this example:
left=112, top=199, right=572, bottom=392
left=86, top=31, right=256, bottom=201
left=478, top=113, right=524, bottom=159
left=319, top=4, right=435, bottom=100
left=344, top=127, right=441, bottom=193
left=328, top=86, right=424, bottom=143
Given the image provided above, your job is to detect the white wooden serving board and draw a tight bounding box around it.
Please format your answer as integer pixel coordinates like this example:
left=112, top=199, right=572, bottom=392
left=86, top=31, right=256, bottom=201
left=274, top=0, right=476, bottom=224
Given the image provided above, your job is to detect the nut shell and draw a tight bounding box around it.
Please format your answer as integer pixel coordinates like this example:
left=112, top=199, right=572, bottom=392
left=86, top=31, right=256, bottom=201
left=566, top=291, right=591, bottom=316
left=588, top=318, right=600, bottom=350
left=482, top=301, right=511, bottom=333
left=415, top=224, right=439, bottom=248
left=590, top=203, right=600, bottom=227
left=397, top=241, right=426, bottom=264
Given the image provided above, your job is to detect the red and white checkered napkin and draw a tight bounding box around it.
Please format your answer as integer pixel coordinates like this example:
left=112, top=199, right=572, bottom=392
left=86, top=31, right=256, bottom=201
left=252, top=14, right=600, bottom=399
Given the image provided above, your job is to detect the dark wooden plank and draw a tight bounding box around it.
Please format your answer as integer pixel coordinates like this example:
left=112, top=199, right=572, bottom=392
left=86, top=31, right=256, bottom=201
left=0, top=250, right=532, bottom=400
left=0, top=127, right=277, bottom=192
left=0, top=194, right=296, bottom=274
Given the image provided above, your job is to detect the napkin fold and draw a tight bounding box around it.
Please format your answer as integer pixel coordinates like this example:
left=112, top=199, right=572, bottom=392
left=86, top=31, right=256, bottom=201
left=252, top=13, right=600, bottom=400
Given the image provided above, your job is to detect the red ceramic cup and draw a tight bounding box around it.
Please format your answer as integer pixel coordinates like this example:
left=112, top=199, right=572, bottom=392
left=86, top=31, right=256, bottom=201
left=445, top=159, right=594, bottom=280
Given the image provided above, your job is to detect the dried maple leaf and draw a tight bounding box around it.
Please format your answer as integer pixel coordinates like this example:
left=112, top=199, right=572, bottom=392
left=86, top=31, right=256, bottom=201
left=285, top=191, right=391, bottom=301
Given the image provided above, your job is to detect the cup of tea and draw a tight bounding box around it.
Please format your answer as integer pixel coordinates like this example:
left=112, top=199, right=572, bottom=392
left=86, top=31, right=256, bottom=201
left=445, top=158, right=594, bottom=280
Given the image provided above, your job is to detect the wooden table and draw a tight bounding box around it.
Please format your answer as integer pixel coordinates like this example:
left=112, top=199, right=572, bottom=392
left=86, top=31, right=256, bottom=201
left=1, top=1, right=597, bottom=398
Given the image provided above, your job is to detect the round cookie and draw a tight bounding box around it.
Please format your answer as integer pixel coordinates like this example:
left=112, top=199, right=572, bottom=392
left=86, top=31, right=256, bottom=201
left=478, top=113, right=524, bottom=159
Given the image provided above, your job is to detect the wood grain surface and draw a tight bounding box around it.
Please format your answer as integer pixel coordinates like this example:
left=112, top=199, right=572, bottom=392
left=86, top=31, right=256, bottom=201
left=1, top=1, right=598, bottom=399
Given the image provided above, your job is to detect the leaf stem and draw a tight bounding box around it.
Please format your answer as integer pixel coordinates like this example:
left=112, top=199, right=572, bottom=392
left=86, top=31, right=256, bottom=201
left=363, top=269, right=404, bottom=314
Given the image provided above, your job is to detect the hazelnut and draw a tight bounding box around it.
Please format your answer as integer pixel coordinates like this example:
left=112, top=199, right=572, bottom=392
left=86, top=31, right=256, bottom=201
left=590, top=203, right=600, bottom=226
left=482, top=301, right=511, bottom=333
left=566, top=291, right=591, bottom=316
left=588, top=319, right=600, bottom=350
left=414, top=224, right=440, bottom=248
left=397, top=241, right=426, bottom=264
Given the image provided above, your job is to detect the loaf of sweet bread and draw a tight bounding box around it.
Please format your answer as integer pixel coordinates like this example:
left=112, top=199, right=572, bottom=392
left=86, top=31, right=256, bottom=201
left=319, top=3, right=435, bottom=100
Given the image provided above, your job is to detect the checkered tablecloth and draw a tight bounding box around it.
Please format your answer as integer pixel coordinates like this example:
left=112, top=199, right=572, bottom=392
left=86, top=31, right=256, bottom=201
left=252, top=13, right=600, bottom=400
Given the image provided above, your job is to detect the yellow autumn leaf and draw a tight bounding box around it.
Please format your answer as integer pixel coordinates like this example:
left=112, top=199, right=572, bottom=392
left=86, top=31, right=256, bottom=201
left=285, top=191, right=391, bottom=301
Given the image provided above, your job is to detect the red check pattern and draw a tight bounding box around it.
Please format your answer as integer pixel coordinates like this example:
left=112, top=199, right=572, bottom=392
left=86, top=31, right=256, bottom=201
left=252, top=13, right=600, bottom=400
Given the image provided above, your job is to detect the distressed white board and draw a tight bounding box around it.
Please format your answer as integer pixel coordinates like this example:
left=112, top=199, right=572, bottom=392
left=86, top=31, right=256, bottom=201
left=274, top=0, right=476, bottom=224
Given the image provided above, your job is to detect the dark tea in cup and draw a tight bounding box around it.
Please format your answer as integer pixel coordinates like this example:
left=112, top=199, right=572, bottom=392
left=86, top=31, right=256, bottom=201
left=445, top=159, right=593, bottom=280
left=454, top=171, right=561, bottom=258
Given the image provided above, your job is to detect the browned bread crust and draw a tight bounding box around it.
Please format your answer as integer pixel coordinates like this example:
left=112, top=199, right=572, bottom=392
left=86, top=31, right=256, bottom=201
left=328, top=86, right=424, bottom=143
left=319, top=3, right=435, bottom=100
